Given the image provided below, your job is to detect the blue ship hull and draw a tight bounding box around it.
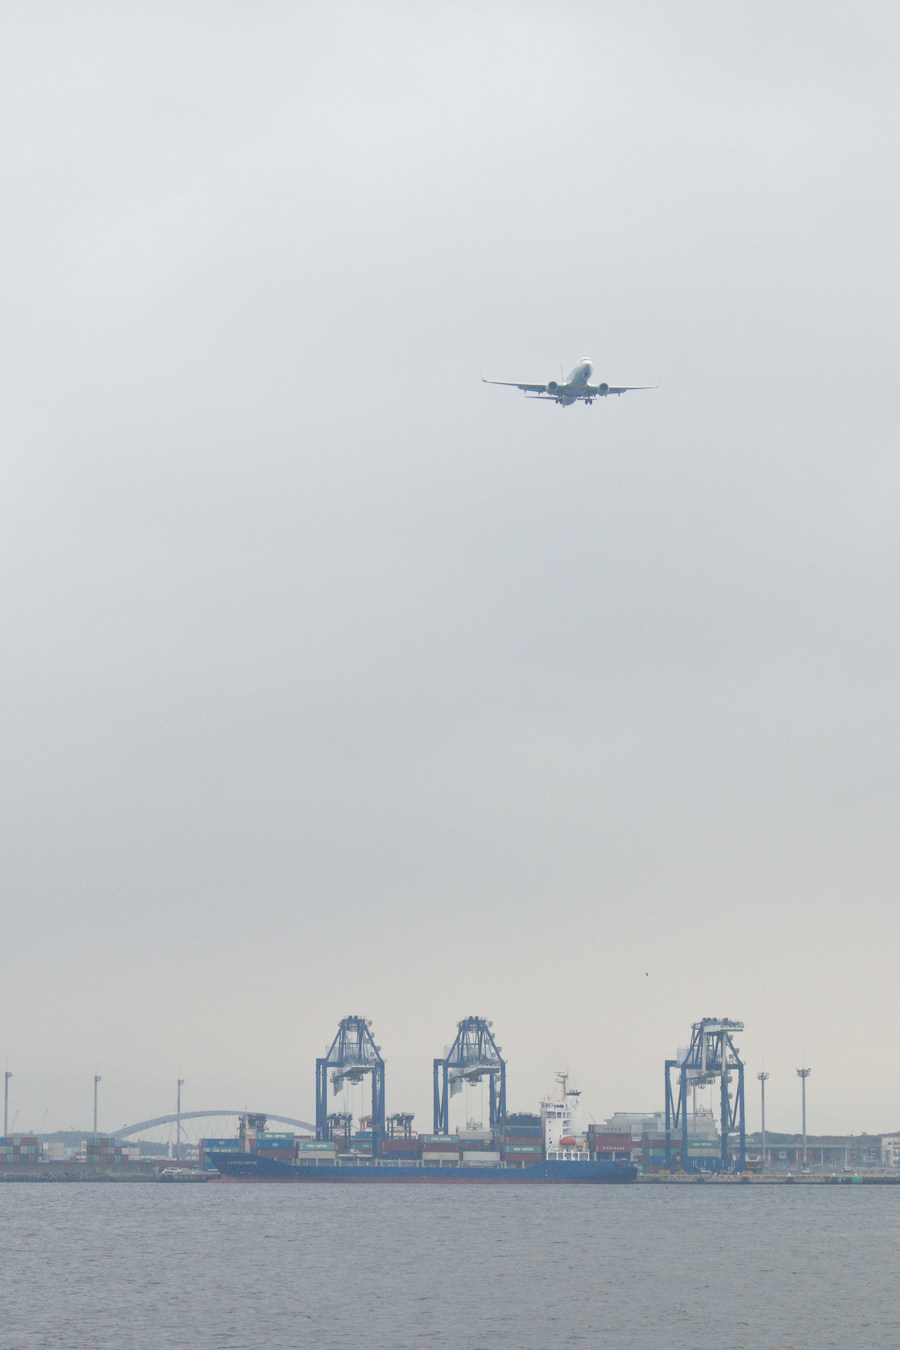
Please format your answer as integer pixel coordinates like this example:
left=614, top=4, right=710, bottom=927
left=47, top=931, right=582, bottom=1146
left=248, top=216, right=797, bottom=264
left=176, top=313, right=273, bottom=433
left=208, top=1152, right=636, bottom=1183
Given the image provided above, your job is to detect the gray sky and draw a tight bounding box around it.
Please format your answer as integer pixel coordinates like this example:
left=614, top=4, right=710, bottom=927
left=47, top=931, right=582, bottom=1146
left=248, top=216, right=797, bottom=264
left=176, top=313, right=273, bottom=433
left=3, top=1, right=899, bottom=1138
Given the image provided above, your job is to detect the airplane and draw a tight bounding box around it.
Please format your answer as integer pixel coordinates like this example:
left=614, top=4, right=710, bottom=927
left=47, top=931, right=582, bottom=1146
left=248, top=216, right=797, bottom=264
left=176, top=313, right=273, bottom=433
left=482, top=358, right=656, bottom=406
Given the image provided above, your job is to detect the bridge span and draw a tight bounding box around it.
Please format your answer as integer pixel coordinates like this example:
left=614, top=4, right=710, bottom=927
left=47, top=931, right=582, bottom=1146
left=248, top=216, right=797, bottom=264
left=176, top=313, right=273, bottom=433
left=111, top=1111, right=315, bottom=1140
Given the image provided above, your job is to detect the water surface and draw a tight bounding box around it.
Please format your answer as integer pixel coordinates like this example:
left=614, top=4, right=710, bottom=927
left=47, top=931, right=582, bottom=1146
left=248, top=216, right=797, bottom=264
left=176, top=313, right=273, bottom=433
left=1, top=1184, right=896, bottom=1349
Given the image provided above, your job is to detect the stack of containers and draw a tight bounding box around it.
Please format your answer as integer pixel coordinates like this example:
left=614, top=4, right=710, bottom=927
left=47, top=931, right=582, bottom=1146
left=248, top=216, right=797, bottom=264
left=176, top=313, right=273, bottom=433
left=586, top=1127, right=634, bottom=1162
left=256, top=1132, right=296, bottom=1161
left=295, top=1139, right=337, bottom=1166
left=84, top=1136, right=123, bottom=1164
left=199, top=1137, right=241, bottom=1166
left=380, top=1135, right=421, bottom=1162
left=499, top=1120, right=544, bottom=1166
left=643, top=1135, right=669, bottom=1171
left=0, top=1135, right=39, bottom=1163
left=420, top=1134, right=461, bottom=1164
left=458, top=1129, right=493, bottom=1149
left=686, top=1139, right=720, bottom=1168
left=458, top=1128, right=499, bottom=1164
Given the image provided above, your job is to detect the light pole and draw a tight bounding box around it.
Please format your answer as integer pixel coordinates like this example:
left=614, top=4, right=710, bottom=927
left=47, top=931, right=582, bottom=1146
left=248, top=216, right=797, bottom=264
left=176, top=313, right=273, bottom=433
left=176, top=1079, right=184, bottom=1161
left=797, top=1067, right=811, bottom=1168
left=93, top=1075, right=101, bottom=1135
left=3, top=1072, right=11, bottom=1137
left=757, top=1072, right=769, bottom=1171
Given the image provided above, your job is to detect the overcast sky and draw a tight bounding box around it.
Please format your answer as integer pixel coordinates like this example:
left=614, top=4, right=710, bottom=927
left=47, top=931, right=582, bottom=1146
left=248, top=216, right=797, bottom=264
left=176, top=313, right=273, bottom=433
left=3, top=2, right=899, bottom=1140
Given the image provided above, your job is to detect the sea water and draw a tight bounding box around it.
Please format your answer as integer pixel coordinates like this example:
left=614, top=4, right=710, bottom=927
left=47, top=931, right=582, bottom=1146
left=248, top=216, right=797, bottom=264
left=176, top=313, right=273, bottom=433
left=1, top=1183, right=897, bottom=1349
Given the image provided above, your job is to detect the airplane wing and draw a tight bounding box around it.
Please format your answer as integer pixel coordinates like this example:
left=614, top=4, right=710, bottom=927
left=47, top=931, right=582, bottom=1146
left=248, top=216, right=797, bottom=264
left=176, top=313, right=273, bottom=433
left=586, top=383, right=658, bottom=397
left=482, top=378, right=548, bottom=393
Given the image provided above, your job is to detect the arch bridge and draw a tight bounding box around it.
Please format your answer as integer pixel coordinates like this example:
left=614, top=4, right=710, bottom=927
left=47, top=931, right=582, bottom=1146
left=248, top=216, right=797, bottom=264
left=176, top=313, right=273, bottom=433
left=110, top=1111, right=315, bottom=1140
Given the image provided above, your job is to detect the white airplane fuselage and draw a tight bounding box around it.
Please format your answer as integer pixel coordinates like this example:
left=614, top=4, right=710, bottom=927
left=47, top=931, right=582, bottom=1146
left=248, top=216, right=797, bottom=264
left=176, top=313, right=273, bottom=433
left=549, top=360, right=593, bottom=405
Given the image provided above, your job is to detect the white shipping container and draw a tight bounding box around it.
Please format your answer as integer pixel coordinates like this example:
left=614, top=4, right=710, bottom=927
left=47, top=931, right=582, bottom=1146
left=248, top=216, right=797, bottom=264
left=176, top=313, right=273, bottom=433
left=422, top=1151, right=460, bottom=1162
left=462, top=1151, right=501, bottom=1163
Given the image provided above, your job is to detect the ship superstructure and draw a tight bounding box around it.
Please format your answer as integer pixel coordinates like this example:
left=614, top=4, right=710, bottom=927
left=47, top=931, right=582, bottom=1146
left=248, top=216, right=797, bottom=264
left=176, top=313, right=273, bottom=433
left=541, top=1072, right=590, bottom=1162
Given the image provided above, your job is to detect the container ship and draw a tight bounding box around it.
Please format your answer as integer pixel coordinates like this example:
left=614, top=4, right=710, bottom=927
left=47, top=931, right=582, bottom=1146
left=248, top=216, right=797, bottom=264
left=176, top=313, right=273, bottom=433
left=206, top=1153, right=634, bottom=1183
left=204, top=1086, right=637, bottom=1184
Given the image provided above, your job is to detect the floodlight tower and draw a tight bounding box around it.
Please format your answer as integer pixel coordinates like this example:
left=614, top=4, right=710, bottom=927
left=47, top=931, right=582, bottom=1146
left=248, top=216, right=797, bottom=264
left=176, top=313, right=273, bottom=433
left=3, top=1072, right=10, bottom=1137
left=433, top=1016, right=506, bottom=1135
left=665, top=1017, right=746, bottom=1172
left=797, top=1067, right=811, bottom=1167
left=93, top=1075, right=101, bottom=1135
left=315, top=1016, right=385, bottom=1144
left=176, top=1079, right=184, bottom=1161
left=757, top=1072, right=769, bottom=1171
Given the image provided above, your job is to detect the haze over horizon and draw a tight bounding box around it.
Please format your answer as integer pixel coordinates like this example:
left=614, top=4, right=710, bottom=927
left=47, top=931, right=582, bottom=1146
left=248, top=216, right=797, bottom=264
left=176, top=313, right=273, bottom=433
left=3, top=2, right=899, bottom=1140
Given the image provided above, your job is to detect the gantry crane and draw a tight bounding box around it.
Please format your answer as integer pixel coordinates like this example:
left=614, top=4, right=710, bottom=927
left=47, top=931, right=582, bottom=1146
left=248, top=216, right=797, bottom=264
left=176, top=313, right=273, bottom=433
left=665, top=1017, right=746, bottom=1172
left=315, top=1016, right=385, bottom=1143
left=433, top=1016, right=506, bottom=1134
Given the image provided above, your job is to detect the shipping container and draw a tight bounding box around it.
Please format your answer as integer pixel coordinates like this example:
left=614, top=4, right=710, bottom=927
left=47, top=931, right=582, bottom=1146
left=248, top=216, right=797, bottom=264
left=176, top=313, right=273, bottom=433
left=422, top=1151, right=460, bottom=1162
left=462, top=1151, right=501, bottom=1163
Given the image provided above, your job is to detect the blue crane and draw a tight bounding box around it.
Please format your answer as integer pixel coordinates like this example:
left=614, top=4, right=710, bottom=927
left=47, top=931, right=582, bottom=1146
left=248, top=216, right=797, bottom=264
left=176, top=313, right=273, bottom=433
left=315, top=1016, right=385, bottom=1145
left=665, top=1017, right=746, bottom=1172
left=433, top=1017, right=506, bottom=1135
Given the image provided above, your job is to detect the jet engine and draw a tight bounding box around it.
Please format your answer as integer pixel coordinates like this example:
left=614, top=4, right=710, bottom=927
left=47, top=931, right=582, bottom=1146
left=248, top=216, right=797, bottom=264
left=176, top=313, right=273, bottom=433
left=546, top=381, right=559, bottom=395
left=597, top=383, right=609, bottom=396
